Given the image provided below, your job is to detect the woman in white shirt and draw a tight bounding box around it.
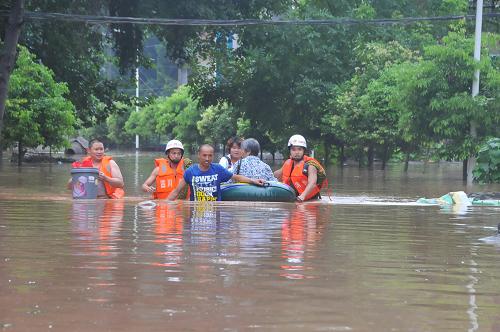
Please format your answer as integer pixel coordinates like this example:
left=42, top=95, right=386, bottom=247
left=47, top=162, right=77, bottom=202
left=219, top=136, right=243, bottom=172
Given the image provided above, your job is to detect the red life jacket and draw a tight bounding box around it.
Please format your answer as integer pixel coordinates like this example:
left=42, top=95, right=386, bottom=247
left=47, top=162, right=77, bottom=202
left=154, top=158, right=186, bottom=199
left=82, top=156, right=125, bottom=199
left=281, top=155, right=327, bottom=201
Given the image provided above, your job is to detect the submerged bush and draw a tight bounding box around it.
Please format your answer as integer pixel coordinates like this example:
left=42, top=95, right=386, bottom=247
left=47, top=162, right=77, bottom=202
left=473, top=138, right=500, bottom=183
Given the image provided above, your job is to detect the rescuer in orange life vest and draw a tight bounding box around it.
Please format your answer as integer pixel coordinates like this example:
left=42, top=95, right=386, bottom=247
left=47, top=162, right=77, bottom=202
left=67, top=138, right=125, bottom=199
left=274, top=135, right=327, bottom=202
left=142, top=139, right=192, bottom=199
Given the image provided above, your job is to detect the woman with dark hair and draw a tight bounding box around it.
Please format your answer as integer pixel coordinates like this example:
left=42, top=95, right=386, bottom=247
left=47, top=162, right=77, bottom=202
left=68, top=139, right=125, bottom=199
left=218, top=136, right=243, bottom=172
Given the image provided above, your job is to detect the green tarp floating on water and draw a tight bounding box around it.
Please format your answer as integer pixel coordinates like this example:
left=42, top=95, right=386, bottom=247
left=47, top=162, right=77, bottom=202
left=417, top=191, right=500, bottom=206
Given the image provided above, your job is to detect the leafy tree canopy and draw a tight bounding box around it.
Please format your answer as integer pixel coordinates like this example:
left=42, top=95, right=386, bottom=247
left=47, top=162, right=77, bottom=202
left=3, top=46, right=75, bottom=159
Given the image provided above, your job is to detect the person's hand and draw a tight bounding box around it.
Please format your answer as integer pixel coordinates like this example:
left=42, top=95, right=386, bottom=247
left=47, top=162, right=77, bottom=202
left=98, top=171, right=108, bottom=182
left=252, top=179, right=266, bottom=186
left=142, top=184, right=156, bottom=193
left=296, top=194, right=305, bottom=202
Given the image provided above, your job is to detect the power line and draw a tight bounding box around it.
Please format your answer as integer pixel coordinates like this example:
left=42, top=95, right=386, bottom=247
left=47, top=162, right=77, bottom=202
left=0, top=10, right=500, bottom=27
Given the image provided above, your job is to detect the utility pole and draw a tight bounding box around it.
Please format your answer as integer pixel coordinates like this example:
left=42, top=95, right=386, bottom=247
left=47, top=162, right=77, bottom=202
left=135, top=66, right=140, bottom=150
left=467, top=0, right=483, bottom=185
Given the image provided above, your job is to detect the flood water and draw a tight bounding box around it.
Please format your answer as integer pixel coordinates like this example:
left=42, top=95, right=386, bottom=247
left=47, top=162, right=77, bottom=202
left=1, top=152, right=500, bottom=331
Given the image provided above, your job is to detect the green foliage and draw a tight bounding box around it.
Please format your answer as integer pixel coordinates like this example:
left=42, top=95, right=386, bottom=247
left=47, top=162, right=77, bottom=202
left=154, top=86, right=201, bottom=148
left=190, top=5, right=356, bottom=154
left=322, top=41, right=419, bottom=163
left=23, top=0, right=127, bottom=125
left=395, top=30, right=500, bottom=161
left=9, top=0, right=497, bottom=170
left=106, top=102, right=135, bottom=146
left=197, top=102, right=240, bottom=146
left=3, top=46, right=75, bottom=154
left=108, top=0, right=289, bottom=72
left=473, top=138, right=500, bottom=183
left=125, top=86, right=203, bottom=150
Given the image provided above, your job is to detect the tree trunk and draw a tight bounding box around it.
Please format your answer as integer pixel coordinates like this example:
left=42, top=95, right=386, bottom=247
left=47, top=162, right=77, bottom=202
left=381, top=145, right=388, bottom=170
left=272, top=151, right=275, bottom=163
left=367, top=145, right=374, bottom=168
left=0, top=0, right=25, bottom=141
left=339, top=144, right=344, bottom=167
left=404, top=152, right=410, bottom=172
left=463, top=158, right=468, bottom=181
left=324, top=140, right=331, bottom=166
left=17, top=141, right=22, bottom=166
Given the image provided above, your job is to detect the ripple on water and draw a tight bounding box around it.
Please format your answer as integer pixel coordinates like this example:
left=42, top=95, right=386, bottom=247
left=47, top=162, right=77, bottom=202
left=0, top=193, right=499, bottom=331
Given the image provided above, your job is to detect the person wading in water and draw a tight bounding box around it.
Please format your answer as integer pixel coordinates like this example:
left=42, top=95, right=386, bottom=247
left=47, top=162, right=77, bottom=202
left=68, top=139, right=125, bottom=199
left=142, top=139, right=192, bottom=199
left=167, top=144, right=265, bottom=201
left=274, top=135, right=327, bottom=202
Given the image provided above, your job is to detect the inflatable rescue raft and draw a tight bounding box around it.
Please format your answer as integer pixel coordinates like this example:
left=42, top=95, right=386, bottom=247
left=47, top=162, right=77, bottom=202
left=221, top=181, right=296, bottom=202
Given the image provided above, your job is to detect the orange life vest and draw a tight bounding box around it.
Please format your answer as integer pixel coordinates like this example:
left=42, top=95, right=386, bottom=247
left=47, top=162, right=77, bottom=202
left=82, top=156, right=125, bottom=199
left=154, top=158, right=186, bottom=199
left=281, top=155, right=326, bottom=201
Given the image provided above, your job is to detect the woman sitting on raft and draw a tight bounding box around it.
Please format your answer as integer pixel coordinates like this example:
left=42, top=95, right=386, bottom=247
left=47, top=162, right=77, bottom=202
left=219, top=136, right=243, bottom=172
left=68, top=139, right=125, bottom=199
left=230, top=138, right=277, bottom=182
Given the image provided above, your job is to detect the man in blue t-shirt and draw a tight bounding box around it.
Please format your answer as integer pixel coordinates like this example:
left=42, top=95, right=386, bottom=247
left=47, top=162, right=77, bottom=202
left=167, top=144, right=265, bottom=201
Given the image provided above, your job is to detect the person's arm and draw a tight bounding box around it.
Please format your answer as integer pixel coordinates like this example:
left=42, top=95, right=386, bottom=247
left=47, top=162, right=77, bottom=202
left=67, top=178, right=73, bottom=190
left=297, top=165, right=317, bottom=202
left=142, top=167, right=159, bottom=193
left=231, top=174, right=265, bottom=186
left=100, top=160, right=124, bottom=188
left=166, top=178, right=187, bottom=201
left=273, top=167, right=283, bottom=181
left=265, top=165, right=278, bottom=182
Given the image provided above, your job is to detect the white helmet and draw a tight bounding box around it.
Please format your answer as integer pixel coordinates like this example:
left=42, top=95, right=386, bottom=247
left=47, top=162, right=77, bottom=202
left=165, top=139, right=184, bottom=153
left=287, top=134, right=307, bottom=148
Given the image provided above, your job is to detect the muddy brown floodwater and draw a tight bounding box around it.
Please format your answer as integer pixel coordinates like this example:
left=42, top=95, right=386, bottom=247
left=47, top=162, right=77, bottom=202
left=0, top=152, right=499, bottom=331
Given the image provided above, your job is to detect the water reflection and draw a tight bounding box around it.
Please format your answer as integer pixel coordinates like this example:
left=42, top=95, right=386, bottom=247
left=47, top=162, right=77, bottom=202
left=71, top=200, right=124, bottom=258
left=151, top=202, right=184, bottom=268
left=70, top=200, right=124, bottom=303
left=281, top=204, right=325, bottom=280
left=2, top=197, right=500, bottom=330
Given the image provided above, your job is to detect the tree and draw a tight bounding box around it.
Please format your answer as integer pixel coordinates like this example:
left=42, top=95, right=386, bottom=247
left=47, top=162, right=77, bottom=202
left=197, top=102, right=241, bottom=147
left=106, top=101, right=135, bottom=147
left=0, top=0, right=24, bottom=144
left=108, top=0, right=290, bottom=73
left=3, top=0, right=291, bottom=134
left=124, top=101, right=160, bottom=143
left=473, top=138, right=500, bottom=183
left=2, top=46, right=75, bottom=164
left=22, top=0, right=129, bottom=126
left=125, top=86, right=203, bottom=150
left=324, top=41, right=418, bottom=167
left=189, top=5, right=357, bottom=158
left=394, top=30, right=500, bottom=174
left=154, top=86, right=202, bottom=151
